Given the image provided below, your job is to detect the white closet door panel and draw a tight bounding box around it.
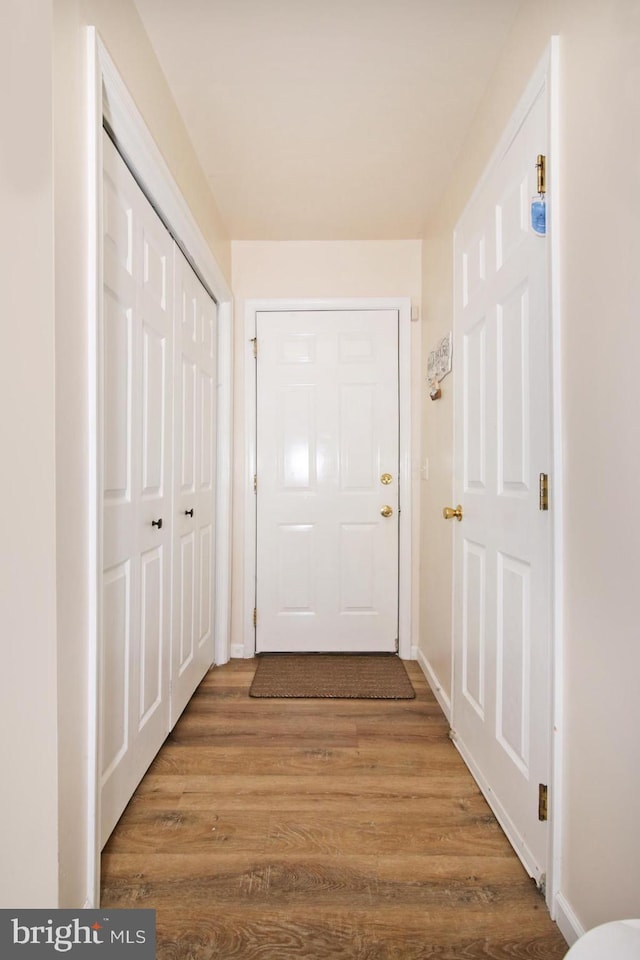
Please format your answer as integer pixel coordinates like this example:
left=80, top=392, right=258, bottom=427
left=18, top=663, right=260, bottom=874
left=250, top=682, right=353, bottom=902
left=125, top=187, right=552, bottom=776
left=198, top=523, right=213, bottom=644
left=177, top=531, right=196, bottom=671
left=101, top=562, right=131, bottom=779
left=200, top=371, right=214, bottom=488
left=141, top=325, right=166, bottom=497
left=100, top=133, right=172, bottom=847
left=171, top=250, right=217, bottom=727
left=102, top=294, right=133, bottom=504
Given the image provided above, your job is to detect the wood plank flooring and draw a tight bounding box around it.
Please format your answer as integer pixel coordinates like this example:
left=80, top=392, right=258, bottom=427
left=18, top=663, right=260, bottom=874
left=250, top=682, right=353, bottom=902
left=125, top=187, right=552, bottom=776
left=101, top=660, right=567, bottom=959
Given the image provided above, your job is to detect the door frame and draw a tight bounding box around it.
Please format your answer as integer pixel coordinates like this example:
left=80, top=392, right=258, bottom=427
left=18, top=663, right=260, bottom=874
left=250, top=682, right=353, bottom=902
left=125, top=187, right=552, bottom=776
left=243, top=298, right=413, bottom=661
left=450, top=40, right=563, bottom=917
left=86, top=29, right=234, bottom=906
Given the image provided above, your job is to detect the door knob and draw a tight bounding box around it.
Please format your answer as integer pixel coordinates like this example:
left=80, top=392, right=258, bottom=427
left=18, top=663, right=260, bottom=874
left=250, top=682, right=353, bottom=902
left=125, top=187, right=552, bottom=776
left=185, top=508, right=194, bottom=517
left=442, top=505, right=463, bottom=521
left=151, top=518, right=163, bottom=529
left=380, top=505, right=393, bottom=518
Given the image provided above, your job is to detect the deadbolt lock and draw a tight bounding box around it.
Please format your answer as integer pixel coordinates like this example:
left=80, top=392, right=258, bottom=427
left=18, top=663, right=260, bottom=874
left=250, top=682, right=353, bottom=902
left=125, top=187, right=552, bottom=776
left=380, top=473, right=393, bottom=485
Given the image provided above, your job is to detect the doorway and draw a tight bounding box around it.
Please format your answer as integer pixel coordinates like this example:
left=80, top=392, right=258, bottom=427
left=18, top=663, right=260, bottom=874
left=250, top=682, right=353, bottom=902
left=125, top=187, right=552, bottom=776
left=243, top=298, right=413, bottom=660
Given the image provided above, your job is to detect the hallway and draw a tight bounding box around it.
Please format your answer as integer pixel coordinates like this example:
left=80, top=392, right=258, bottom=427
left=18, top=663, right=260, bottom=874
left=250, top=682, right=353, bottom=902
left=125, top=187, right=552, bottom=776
left=101, top=660, right=567, bottom=958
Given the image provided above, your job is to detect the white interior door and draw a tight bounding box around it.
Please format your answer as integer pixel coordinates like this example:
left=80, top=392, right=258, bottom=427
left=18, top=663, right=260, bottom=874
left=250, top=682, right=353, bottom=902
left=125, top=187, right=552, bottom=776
left=255, top=309, right=399, bottom=653
left=451, top=87, right=552, bottom=882
left=101, top=133, right=172, bottom=846
left=171, top=250, right=217, bottom=725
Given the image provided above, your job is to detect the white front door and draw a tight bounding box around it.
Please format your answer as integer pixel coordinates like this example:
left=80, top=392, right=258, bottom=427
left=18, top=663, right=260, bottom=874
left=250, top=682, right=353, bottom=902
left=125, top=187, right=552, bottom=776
left=101, top=133, right=172, bottom=845
left=255, top=310, right=399, bottom=653
left=171, top=249, right=217, bottom=725
left=451, top=86, right=552, bottom=882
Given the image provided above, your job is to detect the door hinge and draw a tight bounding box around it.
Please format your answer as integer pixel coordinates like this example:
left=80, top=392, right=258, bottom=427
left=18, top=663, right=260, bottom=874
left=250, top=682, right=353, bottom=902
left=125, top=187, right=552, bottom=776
left=250, top=337, right=257, bottom=358
left=536, top=154, right=546, bottom=195
left=539, top=473, right=549, bottom=511
left=253, top=607, right=257, bottom=628
left=538, top=783, right=548, bottom=822
left=253, top=473, right=257, bottom=494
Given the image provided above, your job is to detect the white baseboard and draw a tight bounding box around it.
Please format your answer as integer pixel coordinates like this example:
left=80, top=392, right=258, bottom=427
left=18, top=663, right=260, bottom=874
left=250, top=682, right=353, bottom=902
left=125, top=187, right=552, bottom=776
left=554, top=892, right=584, bottom=947
left=413, top=647, right=452, bottom=721
left=230, top=643, right=249, bottom=659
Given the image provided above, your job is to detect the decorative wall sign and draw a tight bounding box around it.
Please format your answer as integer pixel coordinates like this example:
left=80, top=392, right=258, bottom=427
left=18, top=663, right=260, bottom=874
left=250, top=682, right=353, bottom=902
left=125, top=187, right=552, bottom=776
left=427, top=332, right=452, bottom=399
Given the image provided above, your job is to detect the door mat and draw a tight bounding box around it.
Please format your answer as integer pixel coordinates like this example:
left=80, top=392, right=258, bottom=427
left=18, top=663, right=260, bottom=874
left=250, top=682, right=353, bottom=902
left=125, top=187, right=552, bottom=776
left=249, top=654, right=415, bottom=700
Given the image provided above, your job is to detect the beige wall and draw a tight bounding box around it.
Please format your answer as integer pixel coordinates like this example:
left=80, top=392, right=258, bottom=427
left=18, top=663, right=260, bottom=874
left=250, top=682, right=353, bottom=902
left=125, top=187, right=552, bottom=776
left=231, top=240, right=423, bottom=657
left=0, top=0, right=59, bottom=908
left=420, top=0, right=640, bottom=935
left=51, top=0, right=230, bottom=907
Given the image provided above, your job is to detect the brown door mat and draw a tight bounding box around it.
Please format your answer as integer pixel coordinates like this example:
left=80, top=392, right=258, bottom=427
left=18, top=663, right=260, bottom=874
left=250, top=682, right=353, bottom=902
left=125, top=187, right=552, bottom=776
left=249, top=653, right=415, bottom=699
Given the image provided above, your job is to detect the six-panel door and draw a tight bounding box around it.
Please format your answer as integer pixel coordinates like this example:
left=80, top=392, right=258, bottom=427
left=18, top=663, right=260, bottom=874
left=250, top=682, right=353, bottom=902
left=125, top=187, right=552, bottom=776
left=171, top=252, right=217, bottom=727
left=452, top=88, right=551, bottom=881
left=255, top=310, right=400, bottom=653
left=101, top=134, right=173, bottom=846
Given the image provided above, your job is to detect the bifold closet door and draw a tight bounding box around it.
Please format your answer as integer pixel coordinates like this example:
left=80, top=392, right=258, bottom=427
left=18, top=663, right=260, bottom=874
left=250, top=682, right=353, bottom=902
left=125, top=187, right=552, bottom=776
left=100, top=133, right=173, bottom=846
left=171, top=249, right=217, bottom=727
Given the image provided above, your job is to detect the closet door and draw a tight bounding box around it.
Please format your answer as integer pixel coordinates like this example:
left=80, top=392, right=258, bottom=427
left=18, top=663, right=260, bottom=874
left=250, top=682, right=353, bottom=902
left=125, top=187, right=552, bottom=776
left=101, top=133, right=173, bottom=846
left=171, top=249, right=217, bottom=726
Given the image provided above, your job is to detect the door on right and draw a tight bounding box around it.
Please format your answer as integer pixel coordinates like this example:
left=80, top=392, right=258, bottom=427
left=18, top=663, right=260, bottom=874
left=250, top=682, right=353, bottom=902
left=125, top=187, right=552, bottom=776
left=452, top=83, right=552, bottom=885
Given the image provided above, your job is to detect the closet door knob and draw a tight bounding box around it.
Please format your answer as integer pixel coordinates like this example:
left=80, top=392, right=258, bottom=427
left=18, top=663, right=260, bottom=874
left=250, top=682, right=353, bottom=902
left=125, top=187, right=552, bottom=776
left=185, top=509, right=194, bottom=517
left=151, top=518, right=163, bottom=529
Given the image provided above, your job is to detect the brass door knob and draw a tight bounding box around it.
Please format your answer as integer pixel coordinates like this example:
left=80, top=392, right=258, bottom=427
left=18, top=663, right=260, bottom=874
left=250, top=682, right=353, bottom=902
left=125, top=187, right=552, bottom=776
left=380, top=505, right=393, bottom=518
left=442, top=505, right=463, bottom=521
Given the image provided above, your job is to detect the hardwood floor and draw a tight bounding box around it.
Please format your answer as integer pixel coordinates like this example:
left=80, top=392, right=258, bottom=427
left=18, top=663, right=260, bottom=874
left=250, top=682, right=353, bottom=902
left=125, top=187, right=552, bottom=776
left=101, top=660, right=567, bottom=959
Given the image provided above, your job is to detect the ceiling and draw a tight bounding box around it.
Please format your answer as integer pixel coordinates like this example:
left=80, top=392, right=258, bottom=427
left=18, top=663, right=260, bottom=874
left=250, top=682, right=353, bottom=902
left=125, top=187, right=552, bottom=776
left=133, top=0, right=522, bottom=240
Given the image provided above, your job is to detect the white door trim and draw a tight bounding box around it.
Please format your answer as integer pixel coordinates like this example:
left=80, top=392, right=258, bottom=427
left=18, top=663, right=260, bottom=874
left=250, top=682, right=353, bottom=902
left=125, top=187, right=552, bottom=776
left=243, top=298, right=413, bottom=661
left=548, top=36, right=566, bottom=929
left=86, top=28, right=234, bottom=907
left=450, top=39, right=562, bottom=916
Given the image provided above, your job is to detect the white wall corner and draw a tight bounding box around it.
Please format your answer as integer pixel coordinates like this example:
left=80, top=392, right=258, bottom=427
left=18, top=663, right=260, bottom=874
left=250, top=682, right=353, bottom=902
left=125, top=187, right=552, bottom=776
left=414, top=647, right=452, bottom=721
left=554, top=892, right=585, bottom=947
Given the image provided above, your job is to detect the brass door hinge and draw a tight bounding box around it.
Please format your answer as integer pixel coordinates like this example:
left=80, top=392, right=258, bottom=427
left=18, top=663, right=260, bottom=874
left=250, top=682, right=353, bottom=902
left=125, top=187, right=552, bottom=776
left=539, top=473, right=549, bottom=511
left=253, top=474, right=257, bottom=494
left=538, top=783, right=548, bottom=822
left=536, top=154, right=546, bottom=195
left=253, top=607, right=257, bottom=628
left=250, top=337, right=257, bottom=358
